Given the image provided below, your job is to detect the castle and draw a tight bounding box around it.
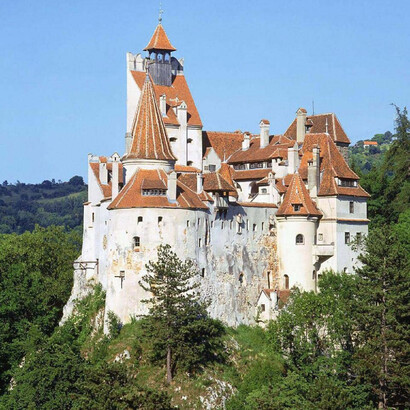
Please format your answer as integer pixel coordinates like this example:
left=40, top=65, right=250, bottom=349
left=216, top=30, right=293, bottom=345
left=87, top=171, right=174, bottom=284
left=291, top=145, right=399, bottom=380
left=63, top=21, right=369, bottom=326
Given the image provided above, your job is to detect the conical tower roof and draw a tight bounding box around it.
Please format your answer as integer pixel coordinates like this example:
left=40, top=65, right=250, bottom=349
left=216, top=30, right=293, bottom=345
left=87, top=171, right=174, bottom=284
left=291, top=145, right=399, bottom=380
left=144, top=23, right=176, bottom=52
left=126, top=74, right=176, bottom=161
left=276, top=173, right=322, bottom=217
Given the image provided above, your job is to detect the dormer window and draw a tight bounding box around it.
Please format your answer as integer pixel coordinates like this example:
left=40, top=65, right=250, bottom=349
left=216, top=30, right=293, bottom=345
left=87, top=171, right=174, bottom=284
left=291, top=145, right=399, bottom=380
left=293, top=204, right=301, bottom=212
left=142, top=189, right=166, bottom=196
left=338, top=179, right=357, bottom=187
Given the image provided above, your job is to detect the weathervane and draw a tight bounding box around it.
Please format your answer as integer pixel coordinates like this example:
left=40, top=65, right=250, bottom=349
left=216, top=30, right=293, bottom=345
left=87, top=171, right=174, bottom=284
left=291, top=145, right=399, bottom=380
left=159, top=3, right=164, bottom=24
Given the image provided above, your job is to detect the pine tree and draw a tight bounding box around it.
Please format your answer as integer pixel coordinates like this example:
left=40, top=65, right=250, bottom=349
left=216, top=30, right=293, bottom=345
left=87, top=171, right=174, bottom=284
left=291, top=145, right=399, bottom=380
left=354, top=227, right=410, bottom=409
left=140, top=244, right=224, bottom=383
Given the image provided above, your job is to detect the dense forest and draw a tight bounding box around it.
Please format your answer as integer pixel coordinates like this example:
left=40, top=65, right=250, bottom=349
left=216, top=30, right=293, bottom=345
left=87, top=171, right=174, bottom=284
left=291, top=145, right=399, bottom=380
left=0, top=107, right=408, bottom=409
left=0, top=176, right=86, bottom=234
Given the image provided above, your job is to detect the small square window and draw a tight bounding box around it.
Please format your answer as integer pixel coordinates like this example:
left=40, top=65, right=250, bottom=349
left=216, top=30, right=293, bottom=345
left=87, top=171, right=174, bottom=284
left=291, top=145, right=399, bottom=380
left=345, top=232, right=350, bottom=244
left=293, top=204, right=301, bottom=212
left=318, top=233, right=323, bottom=241
left=158, top=216, right=163, bottom=224
left=138, top=216, right=143, bottom=223
left=261, top=304, right=265, bottom=312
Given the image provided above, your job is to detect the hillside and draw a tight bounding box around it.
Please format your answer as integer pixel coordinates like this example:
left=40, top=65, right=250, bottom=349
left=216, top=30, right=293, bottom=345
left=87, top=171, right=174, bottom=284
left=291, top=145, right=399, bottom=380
left=0, top=176, right=86, bottom=234
left=348, top=131, right=393, bottom=173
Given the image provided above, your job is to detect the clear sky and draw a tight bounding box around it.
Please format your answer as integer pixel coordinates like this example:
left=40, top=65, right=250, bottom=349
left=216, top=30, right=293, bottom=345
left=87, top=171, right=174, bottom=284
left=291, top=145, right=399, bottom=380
left=0, top=0, right=409, bottom=183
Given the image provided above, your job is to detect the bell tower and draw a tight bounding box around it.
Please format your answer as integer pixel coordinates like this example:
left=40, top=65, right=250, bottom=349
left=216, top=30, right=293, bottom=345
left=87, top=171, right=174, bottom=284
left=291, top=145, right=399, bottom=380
left=144, top=14, right=176, bottom=87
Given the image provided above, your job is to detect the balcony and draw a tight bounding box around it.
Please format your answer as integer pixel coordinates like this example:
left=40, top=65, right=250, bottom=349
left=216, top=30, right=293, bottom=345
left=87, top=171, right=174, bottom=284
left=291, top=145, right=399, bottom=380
left=313, top=244, right=334, bottom=257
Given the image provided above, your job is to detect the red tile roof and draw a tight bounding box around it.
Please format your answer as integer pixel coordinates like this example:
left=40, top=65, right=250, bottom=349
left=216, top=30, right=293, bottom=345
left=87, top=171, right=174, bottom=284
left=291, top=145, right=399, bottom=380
left=202, top=131, right=244, bottom=161
left=125, top=75, right=176, bottom=162
left=298, top=133, right=369, bottom=198
left=363, top=140, right=378, bottom=146
left=276, top=173, right=322, bottom=217
left=90, top=160, right=124, bottom=199
left=238, top=202, right=277, bottom=208
left=232, top=168, right=273, bottom=181
left=228, top=135, right=294, bottom=164
left=108, top=169, right=208, bottom=210
left=131, top=71, right=202, bottom=127
left=144, top=24, right=176, bottom=52
left=203, top=172, right=235, bottom=192
left=284, top=113, right=350, bottom=144
left=174, top=165, right=200, bottom=173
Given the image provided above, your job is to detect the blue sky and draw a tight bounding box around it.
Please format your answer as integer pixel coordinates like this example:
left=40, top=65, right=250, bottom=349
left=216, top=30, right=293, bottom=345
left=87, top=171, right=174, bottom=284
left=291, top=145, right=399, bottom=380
left=0, top=0, right=408, bottom=183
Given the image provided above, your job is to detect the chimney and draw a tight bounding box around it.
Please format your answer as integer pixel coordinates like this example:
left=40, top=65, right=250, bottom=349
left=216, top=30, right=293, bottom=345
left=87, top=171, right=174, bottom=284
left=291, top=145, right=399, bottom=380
left=99, top=160, right=108, bottom=185
left=125, top=132, right=132, bottom=154
left=308, top=145, right=320, bottom=198
left=160, top=94, right=167, bottom=116
left=296, top=108, right=307, bottom=144
left=196, top=172, right=203, bottom=194
left=177, top=101, right=187, bottom=126
left=259, top=119, right=270, bottom=148
left=287, top=142, right=299, bottom=174
left=167, top=171, right=177, bottom=201
left=111, top=152, right=120, bottom=199
left=242, top=132, right=250, bottom=150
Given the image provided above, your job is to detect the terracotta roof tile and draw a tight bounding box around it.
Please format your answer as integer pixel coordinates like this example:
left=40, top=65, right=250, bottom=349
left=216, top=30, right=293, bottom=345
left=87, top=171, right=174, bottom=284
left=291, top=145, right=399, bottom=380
left=276, top=173, right=322, bottom=217
left=237, top=202, right=277, bottom=208
left=232, top=168, right=273, bottom=181
left=125, top=75, right=176, bottom=161
left=131, top=71, right=202, bottom=127
left=90, top=160, right=124, bottom=199
left=108, top=169, right=207, bottom=210
left=144, top=24, right=176, bottom=52
left=228, top=135, right=294, bottom=164
left=284, top=113, right=350, bottom=144
left=174, top=165, right=200, bottom=173
left=202, top=131, right=244, bottom=161
left=203, top=172, right=235, bottom=192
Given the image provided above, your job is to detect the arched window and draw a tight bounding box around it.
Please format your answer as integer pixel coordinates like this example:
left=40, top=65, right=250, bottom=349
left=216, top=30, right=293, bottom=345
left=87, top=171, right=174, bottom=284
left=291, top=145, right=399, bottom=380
left=284, top=274, right=289, bottom=290
left=133, top=236, right=140, bottom=247
left=239, top=273, right=244, bottom=284
left=296, top=234, right=304, bottom=245
left=164, top=53, right=170, bottom=62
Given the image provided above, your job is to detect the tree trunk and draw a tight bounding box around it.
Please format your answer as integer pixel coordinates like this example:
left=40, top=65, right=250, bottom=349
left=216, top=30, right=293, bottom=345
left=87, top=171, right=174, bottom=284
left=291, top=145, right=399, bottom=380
left=166, top=346, right=172, bottom=384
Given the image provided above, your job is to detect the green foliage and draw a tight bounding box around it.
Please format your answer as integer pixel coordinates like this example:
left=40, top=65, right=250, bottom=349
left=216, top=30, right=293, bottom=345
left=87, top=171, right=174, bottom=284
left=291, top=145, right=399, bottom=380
left=140, top=244, right=225, bottom=381
left=0, top=225, right=81, bottom=393
left=354, top=226, right=410, bottom=409
left=107, top=311, right=122, bottom=339
left=0, top=177, right=87, bottom=234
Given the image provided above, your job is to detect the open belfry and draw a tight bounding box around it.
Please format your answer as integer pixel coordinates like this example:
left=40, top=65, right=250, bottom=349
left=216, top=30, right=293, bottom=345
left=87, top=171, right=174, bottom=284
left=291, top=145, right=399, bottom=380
left=64, top=19, right=370, bottom=326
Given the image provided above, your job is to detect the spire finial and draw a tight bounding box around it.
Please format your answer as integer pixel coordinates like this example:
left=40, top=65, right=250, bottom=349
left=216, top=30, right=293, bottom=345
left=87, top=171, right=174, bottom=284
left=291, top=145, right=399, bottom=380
left=158, top=3, right=164, bottom=24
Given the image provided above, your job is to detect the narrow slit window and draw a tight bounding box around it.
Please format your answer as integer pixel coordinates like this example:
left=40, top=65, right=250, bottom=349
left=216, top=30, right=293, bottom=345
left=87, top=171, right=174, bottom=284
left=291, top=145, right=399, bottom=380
left=284, top=274, right=289, bottom=290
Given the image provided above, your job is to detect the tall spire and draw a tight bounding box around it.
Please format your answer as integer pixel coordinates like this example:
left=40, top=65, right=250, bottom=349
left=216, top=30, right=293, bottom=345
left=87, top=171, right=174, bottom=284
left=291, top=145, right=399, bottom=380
left=144, top=23, right=176, bottom=52
left=126, top=74, right=176, bottom=161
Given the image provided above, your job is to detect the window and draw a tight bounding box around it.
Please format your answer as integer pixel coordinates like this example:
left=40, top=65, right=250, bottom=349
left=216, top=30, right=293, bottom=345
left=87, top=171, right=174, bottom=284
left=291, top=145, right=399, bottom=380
left=312, top=270, right=316, bottom=280
left=142, top=189, right=166, bottom=196
left=261, top=222, right=265, bottom=231
left=221, top=221, right=224, bottom=229
left=233, top=164, right=246, bottom=170
left=187, top=161, right=193, bottom=166
left=349, top=201, right=354, bottom=213
left=253, top=223, right=257, bottom=232
left=318, top=233, right=323, bottom=242
left=261, top=304, right=266, bottom=312
left=133, top=236, right=140, bottom=247
left=138, top=216, right=143, bottom=223
left=211, top=221, right=214, bottom=228
left=208, top=164, right=216, bottom=172
left=198, top=238, right=202, bottom=247
left=230, top=220, right=233, bottom=229
left=345, top=232, right=350, bottom=244
left=187, top=138, right=193, bottom=143
left=246, top=220, right=249, bottom=231
left=187, top=220, right=190, bottom=227
left=339, top=179, right=356, bottom=187
left=201, top=268, right=205, bottom=277
left=284, top=274, right=289, bottom=290
left=92, top=213, right=95, bottom=223
left=261, top=188, right=267, bottom=194
left=239, top=273, right=244, bottom=284
left=293, top=204, right=301, bottom=212
left=250, top=162, right=264, bottom=169
left=356, top=232, right=362, bottom=244
left=296, top=234, right=304, bottom=245
left=197, top=218, right=200, bottom=226
left=158, top=216, right=163, bottom=224
left=170, top=137, right=177, bottom=142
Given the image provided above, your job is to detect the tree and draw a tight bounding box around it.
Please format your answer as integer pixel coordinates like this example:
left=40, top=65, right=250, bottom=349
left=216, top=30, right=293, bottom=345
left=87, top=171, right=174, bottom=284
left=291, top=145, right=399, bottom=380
left=353, top=226, right=410, bottom=409
left=69, top=175, right=84, bottom=186
left=140, top=244, right=224, bottom=383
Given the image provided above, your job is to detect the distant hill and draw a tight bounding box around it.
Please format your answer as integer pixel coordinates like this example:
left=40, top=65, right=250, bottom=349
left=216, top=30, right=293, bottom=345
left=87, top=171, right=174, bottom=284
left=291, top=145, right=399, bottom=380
left=0, top=176, right=87, bottom=234
left=349, top=131, right=393, bottom=173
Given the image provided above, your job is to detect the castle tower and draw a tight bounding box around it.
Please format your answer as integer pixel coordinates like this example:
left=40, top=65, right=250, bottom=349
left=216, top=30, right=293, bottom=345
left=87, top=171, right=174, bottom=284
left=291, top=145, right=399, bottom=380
left=144, top=22, right=176, bottom=86
left=123, top=74, right=176, bottom=179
